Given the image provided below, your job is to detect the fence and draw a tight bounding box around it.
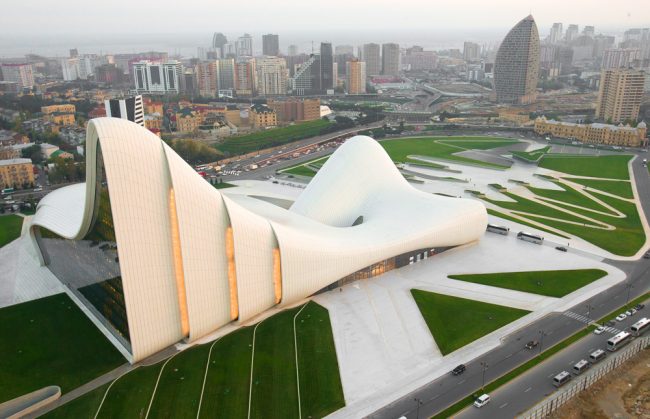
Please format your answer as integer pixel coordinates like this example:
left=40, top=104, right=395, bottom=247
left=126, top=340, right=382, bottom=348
left=520, top=335, right=650, bottom=418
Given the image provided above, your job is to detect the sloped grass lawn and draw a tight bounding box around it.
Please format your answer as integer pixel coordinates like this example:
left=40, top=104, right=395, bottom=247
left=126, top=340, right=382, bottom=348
left=381, top=136, right=519, bottom=169
left=539, top=154, right=632, bottom=180
left=527, top=182, right=616, bottom=213
left=0, top=214, right=23, bottom=247
left=448, top=269, right=607, bottom=298
left=97, top=362, right=163, bottom=419
left=486, top=208, right=570, bottom=239
left=41, top=383, right=110, bottom=419
left=511, top=146, right=551, bottom=162
left=566, top=177, right=634, bottom=199
left=281, top=156, right=330, bottom=178
left=411, top=290, right=530, bottom=355
left=482, top=192, right=593, bottom=225
left=0, top=294, right=126, bottom=404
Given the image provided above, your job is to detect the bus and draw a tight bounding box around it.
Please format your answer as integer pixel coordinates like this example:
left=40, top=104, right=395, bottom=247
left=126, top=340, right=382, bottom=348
left=553, top=371, right=572, bottom=387
left=486, top=224, right=510, bottom=235
left=589, top=349, right=607, bottom=363
left=607, top=331, right=631, bottom=351
left=517, top=231, right=544, bottom=244
left=630, top=317, right=650, bottom=336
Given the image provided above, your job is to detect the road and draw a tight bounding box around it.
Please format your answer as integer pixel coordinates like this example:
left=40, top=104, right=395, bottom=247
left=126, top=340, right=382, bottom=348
left=367, top=146, right=650, bottom=419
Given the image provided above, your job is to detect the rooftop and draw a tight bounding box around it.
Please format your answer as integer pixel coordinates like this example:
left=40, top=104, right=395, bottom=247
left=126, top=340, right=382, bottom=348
left=0, top=158, right=32, bottom=166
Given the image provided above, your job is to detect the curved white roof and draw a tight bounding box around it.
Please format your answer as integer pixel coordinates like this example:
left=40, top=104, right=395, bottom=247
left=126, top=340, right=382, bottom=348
left=26, top=118, right=487, bottom=362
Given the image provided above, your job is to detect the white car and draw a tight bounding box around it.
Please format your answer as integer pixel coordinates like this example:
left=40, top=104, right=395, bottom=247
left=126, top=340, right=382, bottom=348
left=474, top=394, right=490, bottom=408
left=594, top=326, right=606, bottom=335
left=615, top=313, right=627, bottom=322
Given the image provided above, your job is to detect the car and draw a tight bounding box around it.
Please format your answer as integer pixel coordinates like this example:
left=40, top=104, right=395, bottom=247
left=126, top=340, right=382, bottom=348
left=644, top=252, right=650, bottom=259
left=452, top=364, right=466, bottom=375
left=525, top=340, right=539, bottom=349
left=555, top=246, right=568, bottom=252
left=628, top=308, right=637, bottom=316
left=474, top=394, right=490, bottom=408
left=594, top=326, right=606, bottom=335
left=615, top=313, right=627, bottom=322
left=635, top=304, right=645, bottom=310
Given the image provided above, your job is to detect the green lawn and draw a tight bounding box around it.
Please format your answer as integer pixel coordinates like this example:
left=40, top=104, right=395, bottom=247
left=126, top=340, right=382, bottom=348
left=0, top=294, right=126, bottom=404
left=411, top=290, right=530, bottom=355
left=213, top=182, right=236, bottom=189
left=45, top=302, right=344, bottom=419
left=41, top=383, right=110, bottom=419
left=381, top=136, right=519, bottom=169
left=538, top=154, right=633, bottom=180
left=296, top=302, right=346, bottom=418
left=0, top=214, right=23, bottom=247
left=483, top=192, right=595, bottom=225
left=511, top=146, right=551, bottom=162
left=527, top=181, right=616, bottom=213
left=216, top=120, right=332, bottom=155
left=280, top=156, right=330, bottom=178
left=448, top=269, right=607, bottom=298
left=565, top=177, right=634, bottom=199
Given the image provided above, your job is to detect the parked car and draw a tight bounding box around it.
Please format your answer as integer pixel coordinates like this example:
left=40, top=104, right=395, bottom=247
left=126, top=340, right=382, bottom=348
left=525, top=340, right=539, bottom=349
left=644, top=252, right=650, bottom=259
left=626, top=309, right=637, bottom=316
left=594, top=326, right=606, bottom=335
left=474, top=394, right=490, bottom=408
left=452, top=364, right=466, bottom=375
left=615, top=313, right=627, bottom=322
left=635, top=304, right=645, bottom=310
left=555, top=246, right=568, bottom=252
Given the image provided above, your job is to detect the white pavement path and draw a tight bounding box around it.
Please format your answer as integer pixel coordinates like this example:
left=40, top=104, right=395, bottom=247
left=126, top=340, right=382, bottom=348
left=319, top=232, right=625, bottom=419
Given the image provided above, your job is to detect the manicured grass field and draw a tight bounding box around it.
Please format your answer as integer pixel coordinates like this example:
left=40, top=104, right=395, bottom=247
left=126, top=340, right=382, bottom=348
left=483, top=192, right=594, bottom=225
left=538, top=154, right=633, bottom=180
left=527, top=181, right=616, bottom=213
left=381, top=136, right=519, bottom=169
left=448, top=269, right=608, bottom=298
left=0, top=294, right=126, bottom=404
left=44, top=302, right=344, bottom=419
left=411, top=290, right=530, bottom=355
left=216, top=120, right=332, bottom=155
left=486, top=208, right=571, bottom=239
left=41, top=383, right=110, bottom=419
left=0, top=214, right=23, bottom=248
left=213, top=182, right=236, bottom=189
left=281, top=156, right=330, bottom=177
left=511, top=146, right=551, bottom=162
left=565, top=177, right=634, bottom=199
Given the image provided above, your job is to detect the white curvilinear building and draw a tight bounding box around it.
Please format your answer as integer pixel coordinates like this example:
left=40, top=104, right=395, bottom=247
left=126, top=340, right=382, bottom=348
left=25, top=118, right=487, bottom=362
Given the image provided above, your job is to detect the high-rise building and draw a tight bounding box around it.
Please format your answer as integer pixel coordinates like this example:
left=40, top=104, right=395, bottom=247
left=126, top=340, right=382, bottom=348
left=133, top=61, right=183, bottom=94
left=362, top=43, right=381, bottom=76
left=256, top=57, right=288, bottom=96
left=463, top=42, right=481, bottom=62
left=267, top=98, right=321, bottom=122
left=320, top=43, right=334, bottom=91
left=493, top=15, right=540, bottom=105
left=381, top=43, right=400, bottom=76
left=290, top=55, right=318, bottom=95
left=402, top=46, right=437, bottom=71
left=334, top=45, right=355, bottom=75
left=196, top=61, right=218, bottom=97
left=565, top=24, right=579, bottom=42
left=596, top=69, right=645, bottom=123
left=582, top=26, right=595, bottom=38
left=216, top=59, right=236, bottom=93
left=212, top=33, right=228, bottom=56
left=602, top=48, right=641, bottom=69
left=105, top=95, right=145, bottom=126
left=236, top=34, right=253, bottom=57
left=262, top=34, right=280, bottom=56
left=95, top=64, right=123, bottom=84
left=288, top=45, right=299, bottom=56
left=0, top=63, right=34, bottom=89
left=346, top=59, right=366, bottom=94
left=335, top=45, right=354, bottom=56
left=234, top=58, right=256, bottom=96
left=547, top=23, right=563, bottom=44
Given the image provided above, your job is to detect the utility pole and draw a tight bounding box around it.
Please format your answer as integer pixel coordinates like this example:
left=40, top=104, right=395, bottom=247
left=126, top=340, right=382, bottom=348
left=480, top=361, right=488, bottom=389
left=539, top=330, right=546, bottom=356
left=413, top=397, right=423, bottom=419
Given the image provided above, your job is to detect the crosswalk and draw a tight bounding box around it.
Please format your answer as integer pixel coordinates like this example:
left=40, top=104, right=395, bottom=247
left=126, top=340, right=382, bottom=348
left=563, top=311, right=622, bottom=334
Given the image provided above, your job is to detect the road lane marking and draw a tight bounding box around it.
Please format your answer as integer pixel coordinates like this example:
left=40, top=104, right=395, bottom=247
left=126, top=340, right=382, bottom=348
left=548, top=373, right=555, bottom=378
left=458, top=379, right=466, bottom=384
left=499, top=403, right=508, bottom=408
left=524, top=387, right=532, bottom=393
left=505, top=353, right=513, bottom=359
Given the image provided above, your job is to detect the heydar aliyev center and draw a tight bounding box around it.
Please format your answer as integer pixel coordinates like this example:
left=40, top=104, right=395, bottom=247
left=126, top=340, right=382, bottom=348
left=26, top=118, right=487, bottom=362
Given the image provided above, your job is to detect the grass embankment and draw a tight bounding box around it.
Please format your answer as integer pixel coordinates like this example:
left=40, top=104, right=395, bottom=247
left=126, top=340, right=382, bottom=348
left=486, top=208, right=571, bottom=239
left=538, top=154, right=632, bottom=180
left=410, top=290, right=530, bottom=355
left=0, top=214, right=23, bottom=247
left=213, top=182, right=236, bottom=189
left=483, top=191, right=594, bottom=225
left=216, top=120, right=332, bottom=155
left=280, top=156, right=330, bottom=178
left=381, top=136, right=519, bottom=170
left=527, top=181, right=616, bottom=213
left=44, top=302, right=344, bottom=419
left=511, top=146, right=551, bottom=162
left=0, top=294, right=126, bottom=404
left=448, top=269, right=607, bottom=298
left=566, top=177, right=634, bottom=199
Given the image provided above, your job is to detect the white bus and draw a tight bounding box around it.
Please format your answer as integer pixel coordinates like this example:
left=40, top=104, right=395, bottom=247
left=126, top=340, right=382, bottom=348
left=607, top=331, right=631, bottom=351
left=589, top=349, right=607, bottom=363
left=631, top=317, right=650, bottom=336
left=486, top=224, right=510, bottom=235
left=553, top=371, right=572, bottom=387
left=517, top=231, right=544, bottom=244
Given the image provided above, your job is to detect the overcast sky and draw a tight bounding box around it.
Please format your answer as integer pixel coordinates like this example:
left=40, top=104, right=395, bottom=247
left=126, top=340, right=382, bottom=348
left=3, top=0, right=649, bottom=35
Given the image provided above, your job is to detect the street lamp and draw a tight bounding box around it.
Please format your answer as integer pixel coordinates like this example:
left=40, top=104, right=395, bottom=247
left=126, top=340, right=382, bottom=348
left=413, top=397, right=423, bottom=419
left=538, top=330, right=546, bottom=356
left=586, top=303, right=594, bottom=320
left=480, top=361, right=489, bottom=389
left=626, top=282, right=634, bottom=305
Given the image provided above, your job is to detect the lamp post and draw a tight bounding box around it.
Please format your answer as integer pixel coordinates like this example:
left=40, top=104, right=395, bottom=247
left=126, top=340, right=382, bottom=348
left=539, top=330, right=546, bottom=356
left=480, top=361, right=488, bottom=389
left=586, top=303, right=594, bottom=320
left=626, top=282, right=634, bottom=305
left=413, top=397, right=423, bottom=419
